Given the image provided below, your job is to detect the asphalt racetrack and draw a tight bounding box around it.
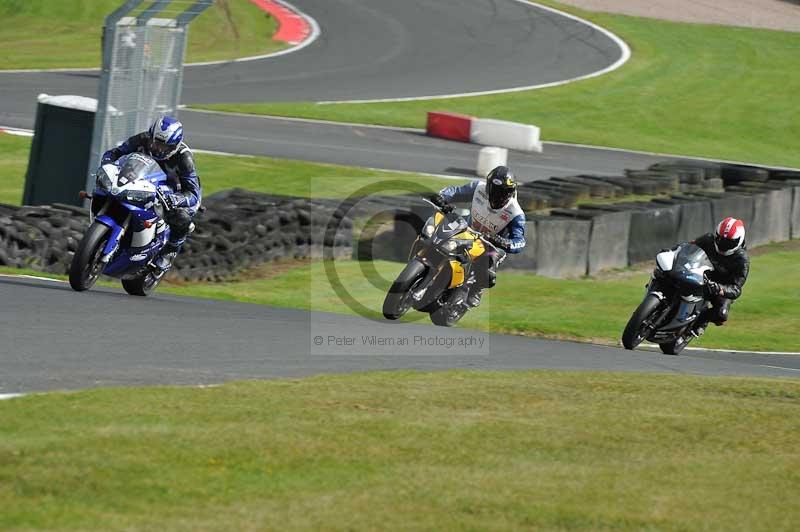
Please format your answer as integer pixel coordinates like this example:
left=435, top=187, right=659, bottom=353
left=2, top=276, right=799, bottom=395
left=0, top=0, right=670, bottom=179
left=1, top=1, right=794, bottom=394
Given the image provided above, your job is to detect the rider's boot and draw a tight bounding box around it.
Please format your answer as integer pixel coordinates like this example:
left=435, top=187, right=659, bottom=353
left=467, top=286, right=484, bottom=308
left=690, top=318, right=708, bottom=339
left=690, top=308, right=711, bottom=338
left=152, top=241, right=181, bottom=273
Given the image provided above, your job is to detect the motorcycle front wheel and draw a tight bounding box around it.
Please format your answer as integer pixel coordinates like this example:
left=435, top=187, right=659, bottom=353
left=621, top=294, right=661, bottom=350
left=69, top=222, right=110, bottom=292
left=383, top=260, right=426, bottom=320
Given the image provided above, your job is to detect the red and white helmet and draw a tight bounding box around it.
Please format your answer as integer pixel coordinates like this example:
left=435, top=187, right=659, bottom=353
left=715, top=217, right=745, bottom=256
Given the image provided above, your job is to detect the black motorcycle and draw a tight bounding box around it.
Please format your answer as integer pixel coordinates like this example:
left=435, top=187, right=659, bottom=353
left=382, top=201, right=504, bottom=327
left=622, top=243, right=714, bottom=355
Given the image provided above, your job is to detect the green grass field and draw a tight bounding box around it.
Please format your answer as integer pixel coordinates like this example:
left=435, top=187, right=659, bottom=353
left=0, top=0, right=285, bottom=69
left=196, top=0, right=800, bottom=169
left=0, top=133, right=464, bottom=205
left=1, top=371, right=799, bottom=530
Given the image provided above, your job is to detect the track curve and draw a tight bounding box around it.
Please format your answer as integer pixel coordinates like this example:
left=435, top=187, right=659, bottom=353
left=0, top=0, right=624, bottom=120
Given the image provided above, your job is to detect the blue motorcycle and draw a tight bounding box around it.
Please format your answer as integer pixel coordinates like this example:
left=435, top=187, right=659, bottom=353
left=69, top=153, right=175, bottom=296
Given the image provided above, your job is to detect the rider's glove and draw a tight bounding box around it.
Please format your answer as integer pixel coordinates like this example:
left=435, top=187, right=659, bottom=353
left=704, top=280, right=722, bottom=298
left=429, top=194, right=454, bottom=214
left=484, top=233, right=510, bottom=250
left=164, top=193, right=186, bottom=210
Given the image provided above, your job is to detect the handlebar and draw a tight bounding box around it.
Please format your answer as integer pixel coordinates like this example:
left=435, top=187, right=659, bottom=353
left=422, top=197, right=508, bottom=257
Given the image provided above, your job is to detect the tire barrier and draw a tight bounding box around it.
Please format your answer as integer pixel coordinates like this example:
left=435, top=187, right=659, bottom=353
left=390, top=159, right=799, bottom=278
left=0, top=189, right=357, bottom=281
left=527, top=215, right=591, bottom=278
left=5, top=159, right=799, bottom=282
left=626, top=202, right=682, bottom=264
left=709, top=192, right=755, bottom=241
left=585, top=210, right=632, bottom=274
left=651, top=196, right=714, bottom=244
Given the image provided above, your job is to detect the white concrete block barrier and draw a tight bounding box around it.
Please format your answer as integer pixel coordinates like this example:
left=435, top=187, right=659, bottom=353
left=476, top=146, right=508, bottom=177
left=470, top=118, right=543, bottom=153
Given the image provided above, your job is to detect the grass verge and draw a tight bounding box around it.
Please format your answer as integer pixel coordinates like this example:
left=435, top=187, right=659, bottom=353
left=0, top=0, right=284, bottom=69
left=0, top=134, right=28, bottom=205
left=0, top=133, right=465, bottom=205
left=195, top=0, right=800, bottom=168
left=1, top=371, right=799, bottom=530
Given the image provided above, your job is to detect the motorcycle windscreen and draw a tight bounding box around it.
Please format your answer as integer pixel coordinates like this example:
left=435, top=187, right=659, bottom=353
left=118, top=154, right=161, bottom=186
left=673, top=244, right=714, bottom=284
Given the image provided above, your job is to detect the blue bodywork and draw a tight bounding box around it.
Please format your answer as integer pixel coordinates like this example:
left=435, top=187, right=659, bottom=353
left=91, top=154, right=172, bottom=279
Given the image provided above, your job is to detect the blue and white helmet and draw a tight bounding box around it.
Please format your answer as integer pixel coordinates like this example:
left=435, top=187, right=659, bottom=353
left=148, top=115, right=183, bottom=160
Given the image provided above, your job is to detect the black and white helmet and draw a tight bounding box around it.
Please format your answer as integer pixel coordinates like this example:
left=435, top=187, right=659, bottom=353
left=486, top=166, right=517, bottom=210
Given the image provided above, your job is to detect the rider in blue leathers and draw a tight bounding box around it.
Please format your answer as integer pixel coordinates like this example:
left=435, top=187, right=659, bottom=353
left=102, top=116, right=201, bottom=272
left=432, top=166, right=526, bottom=307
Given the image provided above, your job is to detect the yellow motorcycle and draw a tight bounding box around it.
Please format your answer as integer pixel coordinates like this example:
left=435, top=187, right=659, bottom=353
left=382, top=202, right=504, bottom=326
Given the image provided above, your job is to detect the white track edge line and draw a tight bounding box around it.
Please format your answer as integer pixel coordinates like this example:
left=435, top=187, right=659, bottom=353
left=760, top=365, right=800, bottom=372
left=642, top=342, right=800, bottom=356
left=0, top=0, right=320, bottom=74
left=0, top=393, right=25, bottom=400
left=182, top=108, right=426, bottom=132
left=316, top=0, right=632, bottom=104
left=0, top=273, right=68, bottom=283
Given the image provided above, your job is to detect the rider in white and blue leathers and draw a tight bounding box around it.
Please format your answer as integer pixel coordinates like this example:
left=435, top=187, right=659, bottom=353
left=433, top=166, right=526, bottom=307
left=102, top=116, right=201, bottom=272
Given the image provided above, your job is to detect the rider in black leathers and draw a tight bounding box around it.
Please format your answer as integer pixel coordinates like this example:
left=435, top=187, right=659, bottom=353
left=689, top=218, right=750, bottom=337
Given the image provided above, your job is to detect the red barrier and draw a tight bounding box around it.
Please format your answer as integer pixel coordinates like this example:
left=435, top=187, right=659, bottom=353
left=426, top=112, right=474, bottom=142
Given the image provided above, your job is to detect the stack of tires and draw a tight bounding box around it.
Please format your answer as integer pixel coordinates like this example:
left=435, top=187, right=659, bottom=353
left=0, top=189, right=356, bottom=281
left=176, top=189, right=353, bottom=281
left=0, top=203, right=86, bottom=273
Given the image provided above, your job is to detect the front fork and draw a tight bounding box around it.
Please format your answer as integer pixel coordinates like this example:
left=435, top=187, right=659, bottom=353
left=95, top=213, right=132, bottom=264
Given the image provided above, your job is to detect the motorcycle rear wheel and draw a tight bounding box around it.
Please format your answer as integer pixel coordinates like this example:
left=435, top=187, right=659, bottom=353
left=69, top=222, right=110, bottom=292
left=430, top=304, right=468, bottom=327
left=122, top=271, right=163, bottom=297
left=622, top=294, right=661, bottom=350
left=659, top=335, right=691, bottom=356
left=383, top=260, right=426, bottom=320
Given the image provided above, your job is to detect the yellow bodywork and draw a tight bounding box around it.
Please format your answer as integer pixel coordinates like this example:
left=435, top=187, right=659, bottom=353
left=448, top=260, right=465, bottom=288
left=426, top=213, right=486, bottom=289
